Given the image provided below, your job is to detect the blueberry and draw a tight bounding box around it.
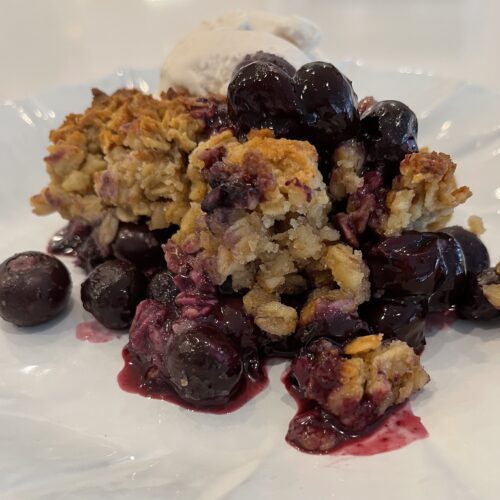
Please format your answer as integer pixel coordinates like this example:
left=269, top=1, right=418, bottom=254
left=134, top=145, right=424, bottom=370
left=81, top=260, right=147, bottom=329
left=0, top=251, right=71, bottom=326
left=360, top=100, right=418, bottom=181
left=457, top=267, right=500, bottom=321
left=286, top=407, right=342, bottom=453
left=428, top=233, right=466, bottom=312
left=359, top=297, right=427, bottom=352
left=294, top=61, right=359, bottom=147
left=298, top=312, right=370, bottom=347
left=128, top=299, right=177, bottom=382
left=165, top=322, right=243, bottom=407
left=48, top=221, right=92, bottom=256
left=367, top=231, right=446, bottom=297
left=111, top=223, right=164, bottom=268
left=234, top=51, right=296, bottom=77
left=147, top=270, right=177, bottom=306
left=442, top=226, right=490, bottom=276
left=75, top=235, right=108, bottom=273
left=228, top=61, right=299, bottom=137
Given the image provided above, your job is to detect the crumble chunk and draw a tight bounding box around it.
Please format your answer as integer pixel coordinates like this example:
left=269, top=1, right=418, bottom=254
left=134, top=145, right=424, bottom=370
left=382, top=151, right=472, bottom=236
left=468, top=215, right=485, bottom=236
left=322, top=244, right=370, bottom=304
left=254, top=301, right=298, bottom=337
left=292, top=336, right=429, bottom=431
left=30, top=88, right=218, bottom=229
left=168, top=129, right=344, bottom=335
left=329, top=140, right=364, bottom=201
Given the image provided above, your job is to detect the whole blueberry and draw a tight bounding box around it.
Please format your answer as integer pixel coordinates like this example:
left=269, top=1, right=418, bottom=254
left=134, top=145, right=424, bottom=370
left=147, top=270, right=177, bottom=306
left=427, top=233, right=466, bottom=312
left=81, top=260, right=146, bottom=329
left=294, top=61, right=359, bottom=147
left=165, top=322, right=243, bottom=408
left=228, top=61, right=299, bottom=137
left=360, top=100, right=418, bottom=181
left=234, top=51, right=296, bottom=77
left=366, top=231, right=446, bottom=297
left=359, top=297, right=427, bottom=352
left=111, top=223, right=164, bottom=268
left=457, top=268, right=500, bottom=321
left=0, top=251, right=71, bottom=326
left=442, top=226, right=490, bottom=276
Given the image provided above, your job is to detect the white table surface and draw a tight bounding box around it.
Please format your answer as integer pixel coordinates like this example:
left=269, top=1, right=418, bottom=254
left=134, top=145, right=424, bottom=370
left=1, top=0, right=500, bottom=100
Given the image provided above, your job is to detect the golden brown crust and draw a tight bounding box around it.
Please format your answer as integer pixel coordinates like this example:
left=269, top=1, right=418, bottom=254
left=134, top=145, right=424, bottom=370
left=172, top=129, right=343, bottom=335
left=312, top=338, right=430, bottom=425
left=382, top=151, right=472, bottom=235
left=31, top=88, right=209, bottom=229
left=329, top=140, right=364, bottom=201
left=468, top=215, right=485, bottom=236
left=322, top=243, right=370, bottom=304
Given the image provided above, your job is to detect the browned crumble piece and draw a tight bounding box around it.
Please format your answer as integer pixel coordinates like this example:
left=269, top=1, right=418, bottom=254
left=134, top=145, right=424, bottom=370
left=382, top=151, right=472, bottom=235
left=468, top=215, right=485, bottom=236
left=170, top=129, right=346, bottom=336
left=322, top=243, right=370, bottom=305
left=329, top=140, right=364, bottom=201
left=30, top=88, right=218, bottom=230
left=293, top=335, right=429, bottom=431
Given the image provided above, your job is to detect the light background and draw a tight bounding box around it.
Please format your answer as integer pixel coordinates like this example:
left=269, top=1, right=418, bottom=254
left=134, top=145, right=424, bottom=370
left=1, top=0, right=499, bottom=99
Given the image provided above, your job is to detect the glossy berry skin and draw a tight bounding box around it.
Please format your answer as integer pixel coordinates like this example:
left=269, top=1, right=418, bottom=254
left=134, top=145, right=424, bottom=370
left=428, top=233, right=466, bottom=312
left=165, top=322, right=243, bottom=408
left=228, top=61, right=299, bottom=137
left=295, top=62, right=359, bottom=147
left=286, top=407, right=342, bottom=453
left=360, top=100, right=418, bottom=180
left=359, top=297, right=427, bottom=352
left=0, top=252, right=71, bottom=327
left=48, top=221, right=92, bottom=256
left=234, top=51, right=296, bottom=77
left=111, top=223, right=164, bottom=268
left=81, top=260, right=146, bottom=329
left=147, top=270, right=178, bottom=306
left=457, top=268, right=500, bottom=321
left=75, top=236, right=108, bottom=274
left=442, top=226, right=490, bottom=276
left=367, top=231, right=447, bottom=297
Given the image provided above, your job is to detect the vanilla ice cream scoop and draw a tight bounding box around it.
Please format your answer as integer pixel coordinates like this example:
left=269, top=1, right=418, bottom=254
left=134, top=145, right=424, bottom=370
left=200, top=11, right=321, bottom=56
left=159, top=12, right=321, bottom=96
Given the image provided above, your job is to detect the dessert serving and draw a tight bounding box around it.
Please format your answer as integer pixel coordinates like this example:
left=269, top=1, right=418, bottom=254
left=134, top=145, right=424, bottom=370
left=1, top=12, right=499, bottom=456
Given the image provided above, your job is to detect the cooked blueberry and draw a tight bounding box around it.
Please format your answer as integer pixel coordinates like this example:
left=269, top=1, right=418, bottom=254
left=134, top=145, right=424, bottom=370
left=228, top=61, right=299, bottom=137
left=128, top=299, right=177, bottom=382
left=165, top=322, right=243, bottom=407
left=201, top=182, right=260, bottom=213
left=147, top=270, right=177, bottom=306
left=442, top=226, right=490, bottom=276
left=359, top=297, right=427, bottom=352
left=75, top=235, right=108, bottom=273
left=81, top=260, right=146, bottom=329
left=0, top=251, right=71, bottom=327
left=299, top=312, right=370, bottom=347
left=48, top=221, right=92, bottom=255
left=111, top=223, right=163, bottom=268
left=457, top=267, right=500, bottom=320
left=367, top=231, right=446, bottom=297
left=294, top=62, right=359, bottom=147
left=360, top=100, right=418, bottom=181
left=428, top=233, right=466, bottom=312
left=286, top=407, right=342, bottom=453
left=219, top=302, right=262, bottom=380
left=234, top=51, right=296, bottom=77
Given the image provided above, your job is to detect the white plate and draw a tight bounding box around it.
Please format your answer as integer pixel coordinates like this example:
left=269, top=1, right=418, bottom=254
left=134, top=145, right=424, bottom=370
left=1, top=65, right=500, bottom=500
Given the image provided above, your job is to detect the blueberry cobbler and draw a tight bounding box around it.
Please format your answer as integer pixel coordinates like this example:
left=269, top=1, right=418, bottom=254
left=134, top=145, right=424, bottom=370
left=2, top=46, right=500, bottom=455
